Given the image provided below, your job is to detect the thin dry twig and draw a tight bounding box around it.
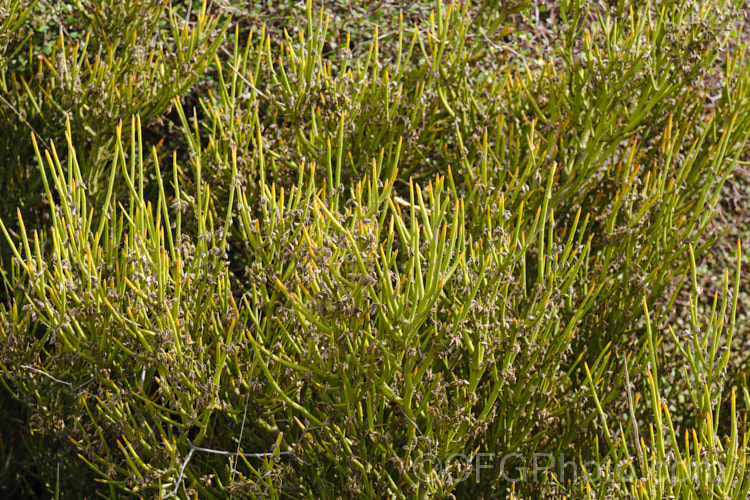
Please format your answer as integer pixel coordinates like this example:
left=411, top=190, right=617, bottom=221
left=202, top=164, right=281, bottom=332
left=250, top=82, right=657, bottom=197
left=230, top=394, right=250, bottom=484
left=623, top=361, right=645, bottom=478
left=163, top=425, right=317, bottom=499
left=0, top=94, right=47, bottom=145
left=19, top=364, right=94, bottom=397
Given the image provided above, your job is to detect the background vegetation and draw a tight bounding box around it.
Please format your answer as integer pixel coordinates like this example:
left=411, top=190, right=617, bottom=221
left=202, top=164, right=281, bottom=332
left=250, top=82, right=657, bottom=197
left=0, top=0, right=749, bottom=498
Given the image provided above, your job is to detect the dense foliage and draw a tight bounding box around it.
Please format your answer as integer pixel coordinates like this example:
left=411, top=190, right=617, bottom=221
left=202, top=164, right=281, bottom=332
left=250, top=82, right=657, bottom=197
left=0, top=0, right=749, bottom=498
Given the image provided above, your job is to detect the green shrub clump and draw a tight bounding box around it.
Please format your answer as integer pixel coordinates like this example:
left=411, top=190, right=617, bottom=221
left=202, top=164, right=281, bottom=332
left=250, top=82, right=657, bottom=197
left=1, top=0, right=749, bottom=498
